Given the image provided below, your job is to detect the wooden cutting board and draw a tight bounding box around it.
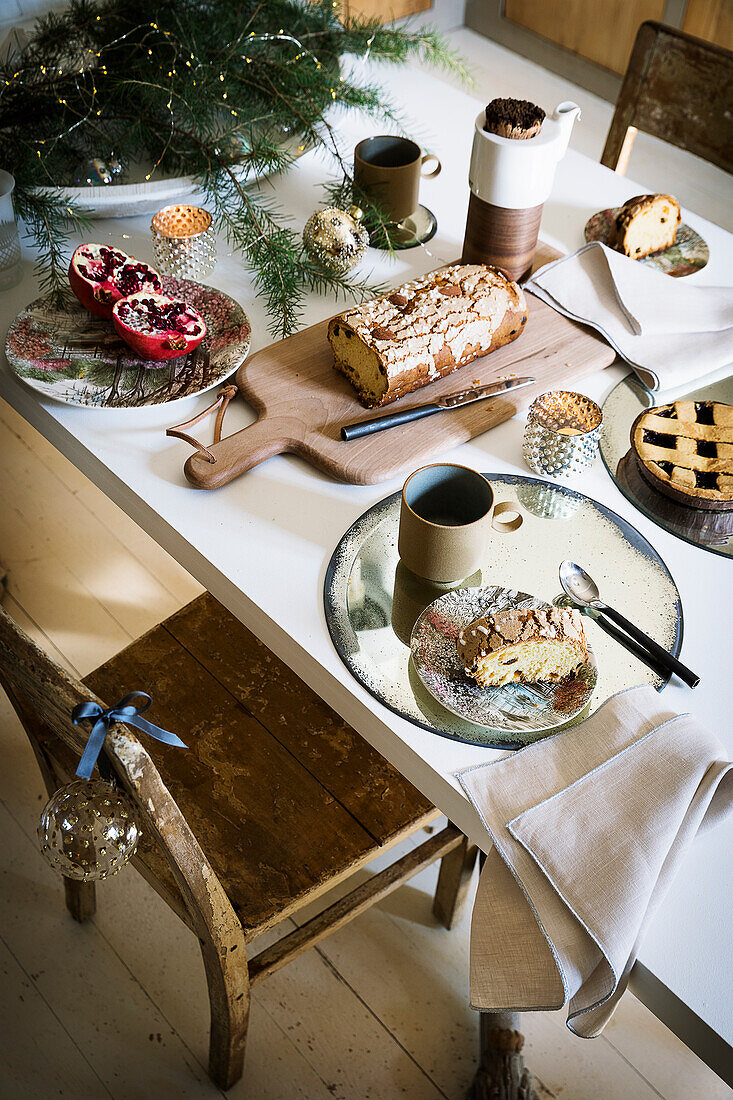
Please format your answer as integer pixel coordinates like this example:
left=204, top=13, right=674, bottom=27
left=184, top=246, right=616, bottom=488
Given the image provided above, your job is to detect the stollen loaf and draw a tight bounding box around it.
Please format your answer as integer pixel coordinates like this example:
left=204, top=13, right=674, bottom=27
left=328, top=264, right=528, bottom=407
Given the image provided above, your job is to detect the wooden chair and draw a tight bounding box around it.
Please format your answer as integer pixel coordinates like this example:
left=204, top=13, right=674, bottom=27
left=601, top=20, right=733, bottom=176
left=0, top=594, right=476, bottom=1090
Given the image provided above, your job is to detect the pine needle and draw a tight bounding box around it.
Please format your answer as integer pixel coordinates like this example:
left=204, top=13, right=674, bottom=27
left=3, top=0, right=468, bottom=335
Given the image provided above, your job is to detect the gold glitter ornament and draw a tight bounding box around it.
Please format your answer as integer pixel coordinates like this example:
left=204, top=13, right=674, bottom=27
left=38, top=779, right=140, bottom=881
left=302, top=205, right=369, bottom=275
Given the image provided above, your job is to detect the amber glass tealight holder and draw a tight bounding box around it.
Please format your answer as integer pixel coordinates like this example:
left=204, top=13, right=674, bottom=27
left=151, top=204, right=216, bottom=281
left=522, top=390, right=602, bottom=479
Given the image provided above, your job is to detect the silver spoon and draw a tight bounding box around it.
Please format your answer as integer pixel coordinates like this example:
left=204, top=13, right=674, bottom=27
left=559, top=561, right=700, bottom=689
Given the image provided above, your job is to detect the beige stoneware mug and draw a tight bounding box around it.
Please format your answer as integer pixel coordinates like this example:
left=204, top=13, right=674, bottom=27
left=398, top=464, right=522, bottom=584
left=354, top=136, right=441, bottom=224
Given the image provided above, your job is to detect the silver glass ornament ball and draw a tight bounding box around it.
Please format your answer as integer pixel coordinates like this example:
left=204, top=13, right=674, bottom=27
left=74, top=155, right=123, bottom=186
left=38, top=779, right=140, bottom=881
left=302, top=206, right=369, bottom=275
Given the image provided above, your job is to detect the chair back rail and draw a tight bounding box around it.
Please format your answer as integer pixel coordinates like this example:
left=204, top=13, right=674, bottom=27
left=602, top=20, right=733, bottom=175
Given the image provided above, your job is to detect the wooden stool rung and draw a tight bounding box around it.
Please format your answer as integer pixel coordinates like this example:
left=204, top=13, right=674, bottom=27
left=248, top=824, right=463, bottom=986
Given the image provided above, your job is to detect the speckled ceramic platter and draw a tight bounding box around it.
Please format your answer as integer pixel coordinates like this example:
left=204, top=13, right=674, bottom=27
left=324, top=474, right=682, bottom=749
left=584, top=208, right=709, bottom=277
left=600, top=373, right=733, bottom=558
left=4, top=276, right=250, bottom=408
left=411, top=586, right=597, bottom=732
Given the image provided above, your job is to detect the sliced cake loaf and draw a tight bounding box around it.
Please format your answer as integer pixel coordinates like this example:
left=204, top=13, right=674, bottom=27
left=328, top=264, right=527, bottom=408
left=458, top=607, right=587, bottom=688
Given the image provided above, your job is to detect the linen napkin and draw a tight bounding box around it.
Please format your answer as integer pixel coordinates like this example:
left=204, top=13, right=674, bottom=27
left=525, top=241, right=733, bottom=390
left=458, top=684, right=733, bottom=1037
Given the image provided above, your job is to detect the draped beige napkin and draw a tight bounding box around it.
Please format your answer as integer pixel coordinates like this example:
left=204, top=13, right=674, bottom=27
left=458, top=685, right=733, bottom=1036
left=525, top=242, right=733, bottom=390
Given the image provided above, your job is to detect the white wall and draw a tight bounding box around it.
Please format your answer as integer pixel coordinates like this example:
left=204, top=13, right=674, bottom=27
left=404, top=0, right=465, bottom=31
left=0, top=0, right=59, bottom=30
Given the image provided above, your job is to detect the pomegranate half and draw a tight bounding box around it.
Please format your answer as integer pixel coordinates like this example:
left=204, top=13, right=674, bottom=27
left=69, top=243, right=161, bottom=318
left=112, top=292, right=207, bottom=361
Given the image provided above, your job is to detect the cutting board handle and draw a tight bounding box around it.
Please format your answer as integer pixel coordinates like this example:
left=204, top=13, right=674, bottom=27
left=184, top=415, right=295, bottom=489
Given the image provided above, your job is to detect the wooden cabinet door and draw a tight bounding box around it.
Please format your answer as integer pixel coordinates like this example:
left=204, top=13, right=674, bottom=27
left=683, top=0, right=733, bottom=50
left=345, top=0, right=432, bottom=19
left=504, top=0, right=665, bottom=74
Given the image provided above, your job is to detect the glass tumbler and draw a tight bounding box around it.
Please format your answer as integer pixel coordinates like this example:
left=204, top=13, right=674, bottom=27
left=150, top=204, right=216, bottom=281
left=522, top=390, right=602, bottom=480
left=0, top=170, right=22, bottom=291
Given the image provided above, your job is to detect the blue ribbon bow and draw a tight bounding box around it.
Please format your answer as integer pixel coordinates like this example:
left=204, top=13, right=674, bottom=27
left=72, top=691, right=187, bottom=780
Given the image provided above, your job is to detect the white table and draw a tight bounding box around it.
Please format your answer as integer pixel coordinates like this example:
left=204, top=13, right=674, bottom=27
left=2, top=60, right=731, bottom=1084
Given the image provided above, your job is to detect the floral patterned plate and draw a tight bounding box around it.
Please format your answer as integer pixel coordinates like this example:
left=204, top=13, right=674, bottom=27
left=584, top=208, right=709, bottom=277
left=410, top=586, right=597, bottom=733
left=4, top=276, right=251, bottom=408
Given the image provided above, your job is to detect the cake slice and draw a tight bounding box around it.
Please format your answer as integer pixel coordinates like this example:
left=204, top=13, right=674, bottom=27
left=458, top=607, right=587, bottom=688
left=610, top=194, right=681, bottom=259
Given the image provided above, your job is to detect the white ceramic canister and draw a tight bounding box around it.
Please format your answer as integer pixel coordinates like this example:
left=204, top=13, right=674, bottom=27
left=462, top=102, right=581, bottom=280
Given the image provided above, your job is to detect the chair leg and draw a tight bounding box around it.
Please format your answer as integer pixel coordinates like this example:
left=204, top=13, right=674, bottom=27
left=26, top=734, right=98, bottom=923
left=470, top=1012, right=538, bottom=1100
left=63, top=878, right=97, bottom=922
left=432, top=830, right=478, bottom=930
left=200, top=933, right=251, bottom=1090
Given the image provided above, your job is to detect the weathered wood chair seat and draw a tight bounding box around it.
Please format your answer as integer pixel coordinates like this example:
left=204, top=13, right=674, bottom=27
left=83, top=593, right=437, bottom=939
left=0, top=594, right=475, bottom=1089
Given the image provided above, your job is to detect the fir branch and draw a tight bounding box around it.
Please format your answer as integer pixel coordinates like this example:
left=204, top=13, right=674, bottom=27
left=12, top=189, right=88, bottom=304
left=3, top=0, right=468, bottom=335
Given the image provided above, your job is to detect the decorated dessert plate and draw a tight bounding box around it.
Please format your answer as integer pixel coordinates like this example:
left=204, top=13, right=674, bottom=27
left=584, top=208, right=709, bottom=277
left=410, top=586, right=597, bottom=733
left=324, top=474, right=682, bottom=750
left=5, top=276, right=251, bottom=408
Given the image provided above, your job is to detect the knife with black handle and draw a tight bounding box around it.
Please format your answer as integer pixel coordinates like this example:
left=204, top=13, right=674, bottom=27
left=340, top=376, right=536, bottom=441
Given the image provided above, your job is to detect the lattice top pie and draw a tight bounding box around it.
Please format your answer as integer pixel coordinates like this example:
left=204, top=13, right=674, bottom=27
left=631, top=400, right=733, bottom=510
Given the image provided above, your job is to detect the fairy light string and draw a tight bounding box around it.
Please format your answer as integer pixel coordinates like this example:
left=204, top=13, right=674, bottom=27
left=2, top=0, right=466, bottom=334
left=7, top=5, right=381, bottom=174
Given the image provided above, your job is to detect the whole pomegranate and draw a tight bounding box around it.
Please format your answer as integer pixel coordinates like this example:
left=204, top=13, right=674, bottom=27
left=69, top=243, right=161, bottom=318
left=112, top=292, right=207, bottom=361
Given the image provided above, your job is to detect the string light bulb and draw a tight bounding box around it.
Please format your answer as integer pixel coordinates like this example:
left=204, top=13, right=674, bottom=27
left=3, top=0, right=429, bottom=342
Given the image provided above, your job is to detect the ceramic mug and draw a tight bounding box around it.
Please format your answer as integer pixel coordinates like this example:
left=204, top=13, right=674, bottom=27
left=398, top=464, right=522, bottom=584
left=354, top=136, right=441, bottom=224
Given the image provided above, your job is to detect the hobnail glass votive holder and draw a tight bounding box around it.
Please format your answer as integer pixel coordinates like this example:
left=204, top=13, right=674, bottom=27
left=522, top=390, right=602, bottom=480
left=151, top=204, right=216, bottom=281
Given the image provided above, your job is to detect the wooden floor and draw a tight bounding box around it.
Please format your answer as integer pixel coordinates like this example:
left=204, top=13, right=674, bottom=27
left=2, top=399, right=731, bottom=1100
left=2, top=25, right=732, bottom=1096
